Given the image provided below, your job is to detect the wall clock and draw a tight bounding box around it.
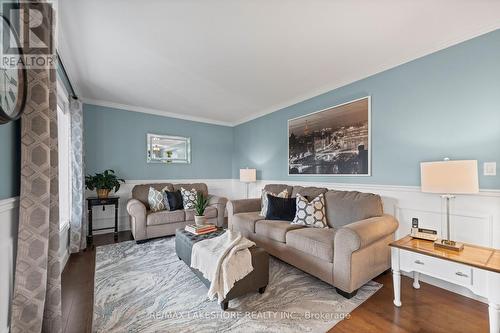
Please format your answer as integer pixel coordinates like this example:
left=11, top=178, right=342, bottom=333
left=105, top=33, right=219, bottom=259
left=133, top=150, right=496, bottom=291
left=0, top=15, right=27, bottom=124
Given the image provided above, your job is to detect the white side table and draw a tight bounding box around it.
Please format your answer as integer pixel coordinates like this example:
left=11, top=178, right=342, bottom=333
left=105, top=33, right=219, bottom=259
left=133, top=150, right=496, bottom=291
left=390, top=236, right=500, bottom=333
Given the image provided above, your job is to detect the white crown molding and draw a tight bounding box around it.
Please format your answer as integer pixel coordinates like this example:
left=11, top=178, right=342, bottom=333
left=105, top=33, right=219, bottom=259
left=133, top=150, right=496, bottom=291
left=81, top=98, right=234, bottom=127
left=0, top=197, right=19, bottom=214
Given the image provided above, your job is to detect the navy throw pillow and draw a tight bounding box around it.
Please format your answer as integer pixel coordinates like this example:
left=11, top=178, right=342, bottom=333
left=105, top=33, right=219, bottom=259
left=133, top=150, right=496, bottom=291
left=265, top=193, right=296, bottom=221
left=165, top=190, right=184, bottom=211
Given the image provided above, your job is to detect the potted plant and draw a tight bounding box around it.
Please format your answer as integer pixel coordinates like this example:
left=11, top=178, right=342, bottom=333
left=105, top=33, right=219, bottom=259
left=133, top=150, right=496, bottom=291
left=85, top=169, right=125, bottom=199
left=194, top=192, right=209, bottom=226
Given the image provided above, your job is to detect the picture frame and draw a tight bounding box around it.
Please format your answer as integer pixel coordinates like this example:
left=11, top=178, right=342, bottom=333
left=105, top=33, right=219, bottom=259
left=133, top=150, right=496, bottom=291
left=288, top=96, right=371, bottom=176
left=147, top=133, right=191, bottom=164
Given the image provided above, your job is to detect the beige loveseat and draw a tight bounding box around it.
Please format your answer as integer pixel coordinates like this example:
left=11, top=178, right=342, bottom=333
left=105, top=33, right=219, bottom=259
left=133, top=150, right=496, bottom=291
left=127, top=183, right=227, bottom=242
left=227, top=184, right=398, bottom=298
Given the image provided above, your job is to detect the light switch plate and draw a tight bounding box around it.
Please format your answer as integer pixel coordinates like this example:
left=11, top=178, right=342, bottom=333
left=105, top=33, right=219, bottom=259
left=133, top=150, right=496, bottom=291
left=484, top=162, right=496, bottom=176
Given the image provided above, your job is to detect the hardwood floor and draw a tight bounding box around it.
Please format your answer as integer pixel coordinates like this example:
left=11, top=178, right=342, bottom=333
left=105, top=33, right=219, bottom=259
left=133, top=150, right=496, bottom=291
left=61, top=231, right=134, bottom=333
left=62, top=232, right=489, bottom=333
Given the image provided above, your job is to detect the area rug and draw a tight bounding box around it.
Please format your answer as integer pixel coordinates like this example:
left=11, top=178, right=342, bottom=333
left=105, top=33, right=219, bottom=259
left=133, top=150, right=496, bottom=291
left=93, top=237, right=381, bottom=333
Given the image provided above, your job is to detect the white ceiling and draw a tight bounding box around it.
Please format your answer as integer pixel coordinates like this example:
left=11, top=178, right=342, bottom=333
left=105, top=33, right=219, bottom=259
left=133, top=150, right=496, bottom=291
left=58, top=0, right=500, bottom=126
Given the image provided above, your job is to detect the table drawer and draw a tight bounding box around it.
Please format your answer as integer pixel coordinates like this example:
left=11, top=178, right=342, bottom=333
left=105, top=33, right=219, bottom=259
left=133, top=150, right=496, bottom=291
left=400, top=251, right=473, bottom=288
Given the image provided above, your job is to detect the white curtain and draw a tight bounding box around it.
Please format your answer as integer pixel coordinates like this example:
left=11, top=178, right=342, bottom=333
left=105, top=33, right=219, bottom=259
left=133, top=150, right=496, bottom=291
left=69, top=98, right=86, bottom=253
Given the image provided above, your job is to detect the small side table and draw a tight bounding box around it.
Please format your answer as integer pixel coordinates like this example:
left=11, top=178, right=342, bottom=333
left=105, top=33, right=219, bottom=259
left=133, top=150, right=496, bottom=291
left=87, top=196, right=120, bottom=246
left=390, top=235, right=500, bottom=333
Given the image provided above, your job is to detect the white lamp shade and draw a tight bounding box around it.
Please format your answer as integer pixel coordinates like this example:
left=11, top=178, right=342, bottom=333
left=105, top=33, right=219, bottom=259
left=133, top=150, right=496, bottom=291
left=420, top=160, right=479, bottom=194
left=239, top=168, right=256, bottom=183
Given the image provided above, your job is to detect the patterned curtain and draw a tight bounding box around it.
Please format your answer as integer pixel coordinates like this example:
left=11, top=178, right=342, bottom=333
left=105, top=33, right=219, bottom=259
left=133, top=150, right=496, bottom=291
left=69, top=98, right=86, bottom=253
left=10, top=2, right=62, bottom=332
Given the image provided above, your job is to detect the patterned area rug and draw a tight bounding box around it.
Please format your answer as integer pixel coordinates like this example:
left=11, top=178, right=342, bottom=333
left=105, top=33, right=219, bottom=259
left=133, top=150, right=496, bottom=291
left=94, top=237, right=381, bottom=333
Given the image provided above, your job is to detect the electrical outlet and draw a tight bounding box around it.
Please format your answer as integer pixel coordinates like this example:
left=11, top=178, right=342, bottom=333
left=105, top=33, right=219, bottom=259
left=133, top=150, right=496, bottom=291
left=412, top=218, right=419, bottom=228
left=484, top=162, right=497, bottom=176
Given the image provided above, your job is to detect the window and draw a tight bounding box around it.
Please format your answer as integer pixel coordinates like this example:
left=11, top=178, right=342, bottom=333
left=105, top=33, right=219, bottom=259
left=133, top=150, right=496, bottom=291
left=57, top=98, right=71, bottom=229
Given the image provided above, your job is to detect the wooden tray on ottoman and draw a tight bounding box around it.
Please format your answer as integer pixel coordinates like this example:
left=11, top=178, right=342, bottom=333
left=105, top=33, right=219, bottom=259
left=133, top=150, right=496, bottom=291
left=175, top=228, right=269, bottom=310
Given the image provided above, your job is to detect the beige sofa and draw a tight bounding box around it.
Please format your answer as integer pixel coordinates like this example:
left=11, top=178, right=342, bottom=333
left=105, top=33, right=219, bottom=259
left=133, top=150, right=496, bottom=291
left=127, top=183, right=227, bottom=242
left=227, top=184, right=398, bottom=298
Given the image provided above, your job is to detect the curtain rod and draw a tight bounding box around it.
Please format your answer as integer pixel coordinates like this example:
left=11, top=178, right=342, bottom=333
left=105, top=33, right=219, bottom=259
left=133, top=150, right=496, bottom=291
left=56, top=51, right=78, bottom=99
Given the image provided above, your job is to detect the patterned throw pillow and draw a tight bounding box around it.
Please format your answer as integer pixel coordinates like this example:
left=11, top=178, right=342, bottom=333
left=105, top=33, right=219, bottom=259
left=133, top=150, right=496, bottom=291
left=148, top=187, right=166, bottom=212
left=292, top=193, right=328, bottom=228
left=260, top=189, right=289, bottom=216
left=180, top=187, right=197, bottom=209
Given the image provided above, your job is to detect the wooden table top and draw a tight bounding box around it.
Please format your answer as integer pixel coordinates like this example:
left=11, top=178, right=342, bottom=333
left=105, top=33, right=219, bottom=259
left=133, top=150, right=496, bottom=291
left=390, top=235, right=500, bottom=274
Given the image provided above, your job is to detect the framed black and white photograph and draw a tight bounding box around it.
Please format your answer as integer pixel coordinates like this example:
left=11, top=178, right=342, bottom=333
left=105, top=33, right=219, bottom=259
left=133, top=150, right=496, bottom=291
left=288, top=96, right=371, bottom=176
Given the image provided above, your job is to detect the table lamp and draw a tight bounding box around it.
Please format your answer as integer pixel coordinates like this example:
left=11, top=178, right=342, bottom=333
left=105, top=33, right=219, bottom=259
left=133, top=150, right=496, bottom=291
left=240, top=168, right=256, bottom=199
left=420, top=159, right=479, bottom=251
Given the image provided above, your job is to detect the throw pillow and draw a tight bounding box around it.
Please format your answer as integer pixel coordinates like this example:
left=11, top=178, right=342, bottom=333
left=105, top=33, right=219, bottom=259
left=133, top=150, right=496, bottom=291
left=265, top=194, right=296, bottom=221
left=260, top=189, right=289, bottom=216
left=148, top=187, right=165, bottom=212
left=292, top=193, right=328, bottom=228
left=180, top=187, right=197, bottom=209
left=165, top=190, right=184, bottom=211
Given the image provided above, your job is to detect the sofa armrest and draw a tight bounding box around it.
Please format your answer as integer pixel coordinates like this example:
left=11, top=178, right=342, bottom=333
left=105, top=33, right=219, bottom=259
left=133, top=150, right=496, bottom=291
left=334, top=214, right=399, bottom=252
left=208, top=194, right=228, bottom=227
left=333, top=214, right=399, bottom=293
left=227, top=199, right=261, bottom=215
left=227, top=199, right=261, bottom=230
left=126, top=199, right=147, bottom=241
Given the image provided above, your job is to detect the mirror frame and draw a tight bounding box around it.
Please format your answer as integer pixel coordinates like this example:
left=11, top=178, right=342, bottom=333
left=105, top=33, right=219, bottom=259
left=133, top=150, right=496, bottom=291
left=147, top=133, right=191, bottom=164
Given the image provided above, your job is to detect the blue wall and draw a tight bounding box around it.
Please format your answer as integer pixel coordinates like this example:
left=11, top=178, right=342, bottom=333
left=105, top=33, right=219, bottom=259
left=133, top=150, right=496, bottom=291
left=0, top=121, right=20, bottom=200
left=83, top=104, right=234, bottom=179
left=233, top=30, right=500, bottom=189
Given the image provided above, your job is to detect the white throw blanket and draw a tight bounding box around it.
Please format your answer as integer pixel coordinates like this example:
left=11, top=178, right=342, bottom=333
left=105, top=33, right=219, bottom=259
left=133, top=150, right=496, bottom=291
left=191, top=230, right=255, bottom=303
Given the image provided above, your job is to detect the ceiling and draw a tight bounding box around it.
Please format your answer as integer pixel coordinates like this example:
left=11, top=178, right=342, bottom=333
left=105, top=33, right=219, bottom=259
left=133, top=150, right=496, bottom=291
left=58, top=0, right=500, bottom=126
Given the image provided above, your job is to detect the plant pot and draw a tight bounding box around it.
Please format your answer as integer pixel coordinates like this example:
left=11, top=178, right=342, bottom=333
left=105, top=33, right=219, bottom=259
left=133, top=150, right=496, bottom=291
left=194, top=215, right=206, bottom=226
left=97, top=189, right=111, bottom=199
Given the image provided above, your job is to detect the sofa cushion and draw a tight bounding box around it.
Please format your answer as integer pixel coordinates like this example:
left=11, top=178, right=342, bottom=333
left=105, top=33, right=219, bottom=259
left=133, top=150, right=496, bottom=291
left=265, top=194, right=296, bottom=221
left=231, top=212, right=264, bottom=234
left=260, top=188, right=289, bottom=217
left=255, top=220, right=303, bottom=243
left=180, top=187, right=198, bottom=209
left=324, top=190, right=383, bottom=228
left=291, top=193, right=328, bottom=228
left=173, top=183, right=209, bottom=198
left=291, top=186, right=328, bottom=199
left=132, top=183, right=174, bottom=209
left=147, top=210, right=185, bottom=226
left=185, top=206, right=218, bottom=221
left=148, top=187, right=167, bottom=212
left=286, top=228, right=335, bottom=262
left=165, top=190, right=184, bottom=211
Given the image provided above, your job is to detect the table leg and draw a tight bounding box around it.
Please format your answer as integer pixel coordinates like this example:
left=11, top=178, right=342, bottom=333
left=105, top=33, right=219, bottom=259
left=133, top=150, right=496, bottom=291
left=413, top=271, right=421, bottom=289
left=114, top=203, right=119, bottom=241
left=87, top=207, right=93, bottom=246
left=393, top=269, right=402, bottom=307
left=391, top=248, right=402, bottom=307
left=489, top=303, right=500, bottom=333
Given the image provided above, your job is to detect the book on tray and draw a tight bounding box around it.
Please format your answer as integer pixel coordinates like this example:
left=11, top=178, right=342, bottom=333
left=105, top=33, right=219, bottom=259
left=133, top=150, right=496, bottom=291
left=185, top=224, right=217, bottom=235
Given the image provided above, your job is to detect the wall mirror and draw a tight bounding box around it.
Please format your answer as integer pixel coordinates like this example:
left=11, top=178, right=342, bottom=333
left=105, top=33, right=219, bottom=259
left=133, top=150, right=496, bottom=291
left=147, top=133, right=191, bottom=164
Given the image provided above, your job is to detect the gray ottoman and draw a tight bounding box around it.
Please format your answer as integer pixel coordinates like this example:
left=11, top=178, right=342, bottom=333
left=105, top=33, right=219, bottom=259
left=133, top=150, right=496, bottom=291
left=175, top=228, right=269, bottom=310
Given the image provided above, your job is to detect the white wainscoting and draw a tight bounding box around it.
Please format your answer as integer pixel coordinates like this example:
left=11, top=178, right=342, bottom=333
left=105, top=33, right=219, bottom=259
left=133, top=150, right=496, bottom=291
left=0, top=197, right=18, bottom=333
left=90, top=178, right=500, bottom=303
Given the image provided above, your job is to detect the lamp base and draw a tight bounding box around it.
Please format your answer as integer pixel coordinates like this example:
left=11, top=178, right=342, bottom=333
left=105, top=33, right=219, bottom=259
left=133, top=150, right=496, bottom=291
left=433, top=239, right=464, bottom=251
